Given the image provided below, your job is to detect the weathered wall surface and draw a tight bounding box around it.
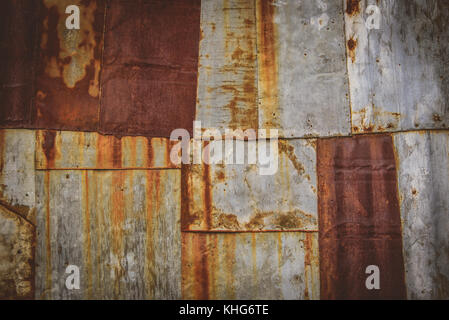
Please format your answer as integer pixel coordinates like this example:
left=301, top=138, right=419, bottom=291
left=0, top=0, right=448, bottom=300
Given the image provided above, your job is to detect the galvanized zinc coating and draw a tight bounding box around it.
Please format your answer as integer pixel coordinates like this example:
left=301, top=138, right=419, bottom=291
left=346, top=0, right=449, bottom=133
left=35, top=169, right=181, bottom=299
left=258, top=0, right=351, bottom=138
left=393, top=131, right=449, bottom=299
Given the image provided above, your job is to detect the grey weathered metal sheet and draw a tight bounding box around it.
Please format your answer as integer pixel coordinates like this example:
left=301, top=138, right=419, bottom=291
left=0, top=129, right=35, bottom=222
left=257, top=0, right=351, bottom=138
left=182, top=231, right=320, bottom=299
left=35, top=130, right=180, bottom=170
left=182, top=139, right=317, bottom=231
left=0, top=205, right=34, bottom=299
left=346, top=0, right=449, bottom=133
left=195, top=0, right=258, bottom=131
left=35, top=169, right=181, bottom=299
left=393, top=131, right=449, bottom=299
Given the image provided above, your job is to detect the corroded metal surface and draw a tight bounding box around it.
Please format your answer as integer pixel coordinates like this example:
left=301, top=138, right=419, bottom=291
left=0, top=130, right=36, bottom=223
left=35, top=169, right=181, bottom=299
left=182, top=139, right=318, bottom=231
left=257, top=0, right=351, bottom=138
left=393, top=131, right=449, bottom=299
left=35, top=0, right=105, bottom=131
left=346, top=0, right=449, bottom=133
left=0, top=1, right=39, bottom=128
left=100, top=0, right=201, bottom=137
left=182, top=232, right=319, bottom=299
left=195, top=0, right=258, bottom=132
left=317, top=134, right=406, bottom=299
left=35, top=130, right=180, bottom=169
left=0, top=205, right=35, bottom=299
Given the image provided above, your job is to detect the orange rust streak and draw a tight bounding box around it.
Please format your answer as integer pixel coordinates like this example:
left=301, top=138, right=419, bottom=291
left=257, top=0, right=279, bottom=129
left=145, top=170, right=155, bottom=299
left=45, top=171, right=52, bottom=298
left=193, top=233, right=210, bottom=299
left=83, top=171, right=92, bottom=298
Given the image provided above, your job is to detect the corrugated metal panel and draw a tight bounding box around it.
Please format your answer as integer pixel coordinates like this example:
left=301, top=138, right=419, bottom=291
left=317, top=134, right=406, bottom=299
left=0, top=0, right=38, bottom=128
left=0, top=205, right=34, bottom=299
left=0, top=130, right=36, bottom=222
left=195, top=0, right=258, bottom=131
left=257, top=0, right=351, bottom=138
left=35, top=0, right=105, bottom=131
left=182, top=139, right=318, bottom=231
left=393, top=131, right=449, bottom=299
left=346, top=0, right=449, bottom=133
left=100, top=0, right=201, bottom=137
left=182, top=232, right=319, bottom=299
left=35, top=130, right=180, bottom=169
left=35, top=169, right=181, bottom=299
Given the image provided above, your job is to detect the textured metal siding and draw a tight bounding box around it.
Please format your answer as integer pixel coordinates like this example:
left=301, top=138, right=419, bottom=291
left=35, top=0, right=105, bottom=131
left=258, top=0, right=351, bottom=138
left=182, top=232, right=319, bottom=299
left=0, top=129, right=35, bottom=299
left=35, top=169, right=181, bottom=299
left=346, top=0, right=449, bottom=133
left=317, top=134, right=406, bottom=299
left=195, top=0, right=258, bottom=132
left=100, top=0, right=201, bottom=137
left=182, top=139, right=318, bottom=231
left=393, top=131, right=449, bottom=299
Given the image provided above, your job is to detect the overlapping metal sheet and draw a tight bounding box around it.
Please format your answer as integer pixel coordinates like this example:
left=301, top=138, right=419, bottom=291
left=0, top=1, right=39, bottom=128
left=35, top=130, right=180, bottom=169
left=182, top=139, right=318, bottom=231
left=100, top=0, right=201, bottom=137
left=35, top=0, right=105, bottom=132
left=257, top=0, right=351, bottom=138
left=195, top=0, right=258, bottom=132
left=346, top=0, right=449, bottom=133
left=317, top=134, right=406, bottom=299
left=393, top=131, right=449, bottom=299
left=35, top=169, right=181, bottom=299
left=182, top=232, right=319, bottom=299
left=0, top=129, right=35, bottom=299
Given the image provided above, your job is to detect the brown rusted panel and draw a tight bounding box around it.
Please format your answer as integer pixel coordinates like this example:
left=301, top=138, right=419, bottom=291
left=34, top=0, right=105, bottom=131
left=317, top=134, right=406, bottom=299
left=35, top=130, right=180, bottom=169
left=100, top=0, right=201, bottom=137
left=0, top=1, right=39, bottom=128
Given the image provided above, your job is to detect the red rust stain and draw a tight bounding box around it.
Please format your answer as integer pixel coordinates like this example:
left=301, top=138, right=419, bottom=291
left=317, top=135, right=406, bottom=299
left=304, top=233, right=312, bottom=300
left=203, top=164, right=212, bottom=230
left=257, top=0, right=280, bottom=129
left=42, top=130, right=57, bottom=168
left=347, top=38, right=357, bottom=63
left=346, top=0, right=361, bottom=16
left=100, top=0, right=201, bottom=137
left=194, top=234, right=210, bottom=299
left=0, top=131, right=4, bottom=172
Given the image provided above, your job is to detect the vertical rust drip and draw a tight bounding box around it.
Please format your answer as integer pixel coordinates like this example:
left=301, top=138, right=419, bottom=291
left=44, top=171, right=51, bottom=299
left=195, top=233, right=210, bottom=299
left=181, top=164, right=192, bottom=231
left=0, top=131, right=5, bottom=173
left=42, top=131, right=56, bottom=168
left=83, top=171, right=92, bottom=299
left=257, top=0, right=280, bottom=129
left=203, top=164, right=212, bottom=230
left=317, top=135, right=406, bottom=299
left=112, top=137, right=122, bottom=169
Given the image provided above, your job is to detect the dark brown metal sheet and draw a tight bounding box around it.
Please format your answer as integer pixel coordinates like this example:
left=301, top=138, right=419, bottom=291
left=0, top=1, right=39, bottom=128
left=34, top=0, right=105, bottom=131
left=99, top=0, right=201, bottom=137
left=317, top=134, right=406, bottom=299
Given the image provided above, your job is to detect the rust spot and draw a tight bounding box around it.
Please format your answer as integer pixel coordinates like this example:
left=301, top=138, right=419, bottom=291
left=42, top=131, right=57, bottom=167
left=347, top=38, right=357, bottom=63
left=433, top=114, right=442, bottom=122
left=411, top=188, right=418, bottom=196
left=216, top=213, right=240, bottom=230
left=279, top=140, right=305, bottom=176
left=346, top=0, right=361, bottom=16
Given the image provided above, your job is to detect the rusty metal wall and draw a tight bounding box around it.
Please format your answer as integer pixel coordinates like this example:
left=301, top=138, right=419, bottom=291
left=0, top=0, right=448, bottom=300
